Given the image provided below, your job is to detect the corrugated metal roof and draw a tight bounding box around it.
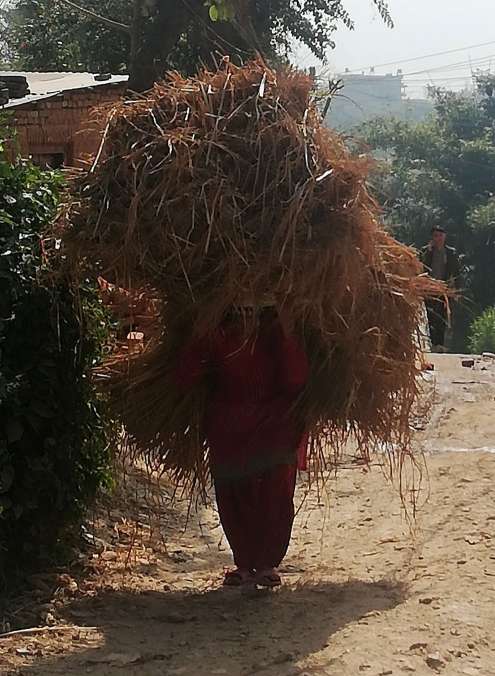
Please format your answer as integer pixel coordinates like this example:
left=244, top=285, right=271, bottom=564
left=0, top=71, right=128, bottom=108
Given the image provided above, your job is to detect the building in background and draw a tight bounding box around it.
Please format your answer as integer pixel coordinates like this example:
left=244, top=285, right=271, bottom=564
left=0, top=72, right=127, bottom=167
left=324, top=70, right=433, bottom=130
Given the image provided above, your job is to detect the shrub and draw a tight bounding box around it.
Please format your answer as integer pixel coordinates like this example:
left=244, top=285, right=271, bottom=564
left=0, top=133, right=112, bottom=586
left=468, top=306, right=495, bottom=354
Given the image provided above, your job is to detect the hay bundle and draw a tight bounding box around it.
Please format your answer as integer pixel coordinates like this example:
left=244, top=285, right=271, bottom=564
left=65, top=59, right=442, bottom=489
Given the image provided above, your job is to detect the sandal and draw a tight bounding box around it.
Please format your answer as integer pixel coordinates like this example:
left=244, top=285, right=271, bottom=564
left=223, top=569, right=253, bottom=586
left=255, top=569, right=282, bottom=588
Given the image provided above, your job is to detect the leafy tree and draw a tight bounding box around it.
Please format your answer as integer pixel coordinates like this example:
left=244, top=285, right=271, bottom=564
left=0, top=5, right=9, bottom=67
left=2, top=0, right=392, bottom=90
left=0, top=125, right=112, bottom=585
left=469, top=306, right=495, bottom=354
left=466, top=198, right=495, bottom=311
left=360, top=76, right=495, bottom=348
left=3, top=0, right=131, bottom=73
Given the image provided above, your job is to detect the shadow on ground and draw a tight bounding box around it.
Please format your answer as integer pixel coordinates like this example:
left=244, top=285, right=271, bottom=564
left=21, top=578, right=406, bottom=676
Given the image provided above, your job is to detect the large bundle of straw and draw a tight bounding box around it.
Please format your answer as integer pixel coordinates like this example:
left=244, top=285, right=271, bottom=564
left=65, top=59, right=442, bottom=489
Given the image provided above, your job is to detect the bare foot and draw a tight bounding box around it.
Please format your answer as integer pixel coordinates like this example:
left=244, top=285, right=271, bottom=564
left=223, top=568, right=253, bottom=586
left=255, top=568, right=282, bottom=588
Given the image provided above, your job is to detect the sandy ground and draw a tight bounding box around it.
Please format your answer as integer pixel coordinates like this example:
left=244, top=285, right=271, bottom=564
left=2, top=354, right=495, bottom=676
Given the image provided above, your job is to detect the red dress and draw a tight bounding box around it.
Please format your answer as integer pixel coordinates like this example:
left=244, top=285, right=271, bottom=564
left=176, top=319, right=309, bottom=570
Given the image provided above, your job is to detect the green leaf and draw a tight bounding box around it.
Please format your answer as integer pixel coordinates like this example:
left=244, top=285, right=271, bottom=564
left=223, top=2, right=235, bottom=20
left=0, top=496, right=12, bottom=512
left=209, top=3, right=219, bottom=21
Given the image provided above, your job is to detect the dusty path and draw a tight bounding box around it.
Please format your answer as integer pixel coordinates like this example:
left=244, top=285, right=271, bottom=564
left=417, top=354, right=495, bottom=454
left=2, top=355, right=495, bottom=676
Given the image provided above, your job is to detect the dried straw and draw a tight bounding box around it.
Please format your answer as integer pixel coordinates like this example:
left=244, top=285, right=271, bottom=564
left=62, top=58, right=444, bottom=498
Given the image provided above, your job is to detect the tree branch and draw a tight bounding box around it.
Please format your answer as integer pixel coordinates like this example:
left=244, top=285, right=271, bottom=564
left=128, top=0, right=191, bottom=91
left=179, top=0, right=239, bottom=51
left=56, top=0, right=130, bottom=34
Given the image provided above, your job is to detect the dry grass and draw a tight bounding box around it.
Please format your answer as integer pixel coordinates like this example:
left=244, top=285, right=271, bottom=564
left=59, top=58, right=445, bottom=502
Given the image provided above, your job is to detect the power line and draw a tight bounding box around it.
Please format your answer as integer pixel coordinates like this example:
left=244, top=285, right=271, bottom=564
left=404, top=76, right=480, bottom=83
left=336, top=54, right=495, bottom=82
left=404, top=54, right=495, bottom=77
left=346, top=39, right=495, bottom=73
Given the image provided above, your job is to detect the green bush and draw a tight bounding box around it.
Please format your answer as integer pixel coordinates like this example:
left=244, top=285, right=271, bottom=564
left=468, top=307, right=495, bottom=354
left=0, top=132, right=112, bottom=585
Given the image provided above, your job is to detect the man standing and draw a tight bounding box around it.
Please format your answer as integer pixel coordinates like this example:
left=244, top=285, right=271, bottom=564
left=421, top=226, right=461, bottom=352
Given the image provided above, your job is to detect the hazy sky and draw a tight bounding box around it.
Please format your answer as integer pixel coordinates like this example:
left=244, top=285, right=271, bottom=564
left=294, top=0, right=495, bottom=97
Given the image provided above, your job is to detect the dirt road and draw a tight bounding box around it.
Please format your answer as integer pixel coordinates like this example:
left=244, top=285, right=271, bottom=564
left=2, top=354, right=495, bottom=676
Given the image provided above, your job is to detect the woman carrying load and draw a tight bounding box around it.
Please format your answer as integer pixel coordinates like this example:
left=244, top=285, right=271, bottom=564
left=175, top=307, right=308, bottom=588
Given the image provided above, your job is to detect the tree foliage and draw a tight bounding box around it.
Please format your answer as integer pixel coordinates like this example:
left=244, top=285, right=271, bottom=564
left=469, top=306, right=495, bottom=354
left=2, top=0, right=392, bottom=88
left=360, top=76, right=495, bottom=345
left=3, top=0, right=131, bottom=73
left=0, top=126, right=112, bottom=584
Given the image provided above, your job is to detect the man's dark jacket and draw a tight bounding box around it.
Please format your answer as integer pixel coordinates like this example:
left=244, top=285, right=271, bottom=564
left=421, top=245, right=461, bottom=288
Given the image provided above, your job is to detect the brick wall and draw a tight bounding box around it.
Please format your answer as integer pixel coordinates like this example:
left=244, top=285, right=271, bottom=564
left=9, top=83, right=125, bottom=168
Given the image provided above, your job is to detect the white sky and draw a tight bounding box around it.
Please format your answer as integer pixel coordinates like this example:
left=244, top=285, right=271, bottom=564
left=294, top=0, right=495, bottom=98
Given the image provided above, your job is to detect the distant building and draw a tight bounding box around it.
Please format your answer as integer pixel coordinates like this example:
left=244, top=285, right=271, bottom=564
left=401, top=97, right=434, bottom=124
left=0, top=72, right=128, bottom=167
left=324, top=71, right=433, bottom=130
